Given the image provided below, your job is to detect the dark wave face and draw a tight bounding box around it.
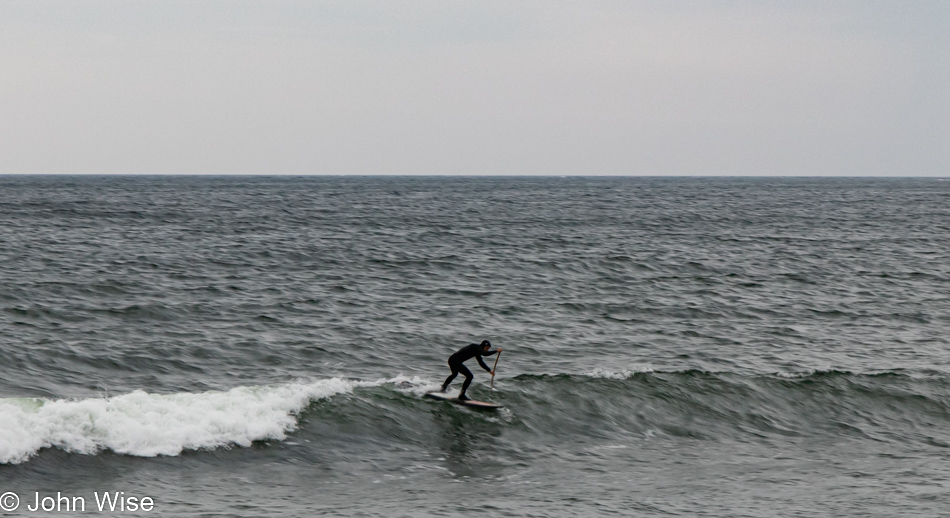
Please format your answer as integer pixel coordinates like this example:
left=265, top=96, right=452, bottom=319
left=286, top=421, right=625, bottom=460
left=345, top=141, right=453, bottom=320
left=1, top=176, right=949, bottom=516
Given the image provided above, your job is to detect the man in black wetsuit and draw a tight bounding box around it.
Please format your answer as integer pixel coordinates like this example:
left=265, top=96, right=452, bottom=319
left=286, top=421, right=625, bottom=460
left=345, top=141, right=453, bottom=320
left=440, top=340, right=502, bottom=401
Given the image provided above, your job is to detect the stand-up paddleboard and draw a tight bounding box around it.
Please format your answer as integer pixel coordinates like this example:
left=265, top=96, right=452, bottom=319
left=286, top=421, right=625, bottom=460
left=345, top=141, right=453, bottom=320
left=425, top=391, right=502, bottom=409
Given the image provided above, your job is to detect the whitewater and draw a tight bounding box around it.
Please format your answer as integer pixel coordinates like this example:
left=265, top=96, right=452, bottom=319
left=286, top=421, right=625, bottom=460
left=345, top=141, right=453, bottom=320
left=0, top=378, right=372, bottom=464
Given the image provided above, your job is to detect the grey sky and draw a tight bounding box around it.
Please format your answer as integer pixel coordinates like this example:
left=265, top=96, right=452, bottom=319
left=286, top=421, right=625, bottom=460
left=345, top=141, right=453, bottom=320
left=1, top=1, right=948, bottom=175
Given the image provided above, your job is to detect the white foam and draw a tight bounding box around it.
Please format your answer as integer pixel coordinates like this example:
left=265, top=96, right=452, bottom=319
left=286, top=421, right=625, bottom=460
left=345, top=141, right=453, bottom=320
left=0, top=378, right=378, bottom=465
left=773, top=367, right=840, bottom=379
left=387, top=374, right=442, bottom=396
left=774, top=371, right=806, bottom=379
left=585, top=365, right=654, bottom=379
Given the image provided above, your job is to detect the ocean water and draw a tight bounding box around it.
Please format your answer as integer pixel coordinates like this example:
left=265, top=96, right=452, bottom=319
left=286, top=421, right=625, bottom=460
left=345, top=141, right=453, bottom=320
left=1, top=176, right=949, bottom=516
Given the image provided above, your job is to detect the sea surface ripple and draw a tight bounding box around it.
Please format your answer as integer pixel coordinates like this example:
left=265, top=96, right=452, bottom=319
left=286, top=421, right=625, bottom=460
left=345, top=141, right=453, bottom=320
left=1, top=176, right=949, bottom=516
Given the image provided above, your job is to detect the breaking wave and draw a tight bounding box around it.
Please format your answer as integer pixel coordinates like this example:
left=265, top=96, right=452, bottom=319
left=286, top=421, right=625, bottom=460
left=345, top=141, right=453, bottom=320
left=0, top=378, right=387, bottom=465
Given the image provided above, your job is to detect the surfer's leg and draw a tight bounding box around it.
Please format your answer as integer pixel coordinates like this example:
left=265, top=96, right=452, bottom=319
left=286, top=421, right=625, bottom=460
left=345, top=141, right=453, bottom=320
left=458, top=364, right=474, bottom=400
left=441, top=360, right=460, bottom=392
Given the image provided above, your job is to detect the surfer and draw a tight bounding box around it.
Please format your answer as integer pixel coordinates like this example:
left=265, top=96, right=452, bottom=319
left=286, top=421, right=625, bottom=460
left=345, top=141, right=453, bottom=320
left=440, top=340, right=502, bottom=401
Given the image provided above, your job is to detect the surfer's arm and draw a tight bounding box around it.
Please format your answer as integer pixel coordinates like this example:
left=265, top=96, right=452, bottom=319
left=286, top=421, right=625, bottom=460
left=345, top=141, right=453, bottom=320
left=476, top=355, right=492, bottom=373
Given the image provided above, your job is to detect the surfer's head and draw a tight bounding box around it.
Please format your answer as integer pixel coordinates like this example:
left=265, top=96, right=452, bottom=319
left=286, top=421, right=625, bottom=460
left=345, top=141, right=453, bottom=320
left=480, top=340, right=491, bottom=351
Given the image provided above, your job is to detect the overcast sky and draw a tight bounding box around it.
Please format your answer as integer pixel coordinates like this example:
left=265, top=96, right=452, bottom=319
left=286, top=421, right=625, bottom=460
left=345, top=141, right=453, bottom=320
left=1, top=1, right=948, bottom=175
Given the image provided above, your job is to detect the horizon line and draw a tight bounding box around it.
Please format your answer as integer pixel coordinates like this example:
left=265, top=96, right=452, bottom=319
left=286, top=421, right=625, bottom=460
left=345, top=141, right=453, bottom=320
left=1, top=174, right=948, bottom=179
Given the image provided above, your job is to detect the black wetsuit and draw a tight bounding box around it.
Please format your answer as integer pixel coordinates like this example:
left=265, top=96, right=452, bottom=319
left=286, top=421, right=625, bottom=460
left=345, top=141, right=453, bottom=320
left=441, top=343, right=499, bottom=399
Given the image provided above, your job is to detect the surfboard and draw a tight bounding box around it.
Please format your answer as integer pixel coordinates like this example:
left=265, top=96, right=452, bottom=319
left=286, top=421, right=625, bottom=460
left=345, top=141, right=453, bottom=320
left=424, top=391, right=503, bottom=409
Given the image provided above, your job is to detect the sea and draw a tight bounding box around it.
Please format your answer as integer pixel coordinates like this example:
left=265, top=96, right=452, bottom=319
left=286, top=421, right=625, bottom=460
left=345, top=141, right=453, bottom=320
left=1, top=175, right=949, bottom=517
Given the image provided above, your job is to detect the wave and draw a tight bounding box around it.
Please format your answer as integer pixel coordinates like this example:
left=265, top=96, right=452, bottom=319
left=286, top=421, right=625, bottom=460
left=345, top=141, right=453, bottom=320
left=0, top=377, right=422, bottom=465
left=506, top=368, right=950, bottom=446
left=5, top=369, right=950, bottom=465
left=579, top=366, right=941, bottom=381
left=583, top=365, right=655, bottom=379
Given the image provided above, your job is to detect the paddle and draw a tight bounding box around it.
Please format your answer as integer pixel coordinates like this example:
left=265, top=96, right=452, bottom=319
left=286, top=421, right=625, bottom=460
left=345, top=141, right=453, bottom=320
left=490, top=350, right=502, bottom=392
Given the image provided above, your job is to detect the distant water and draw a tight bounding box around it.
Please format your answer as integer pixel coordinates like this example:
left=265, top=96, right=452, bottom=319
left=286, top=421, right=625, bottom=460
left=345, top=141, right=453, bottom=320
left=1, top=176, right=949, bottom=516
